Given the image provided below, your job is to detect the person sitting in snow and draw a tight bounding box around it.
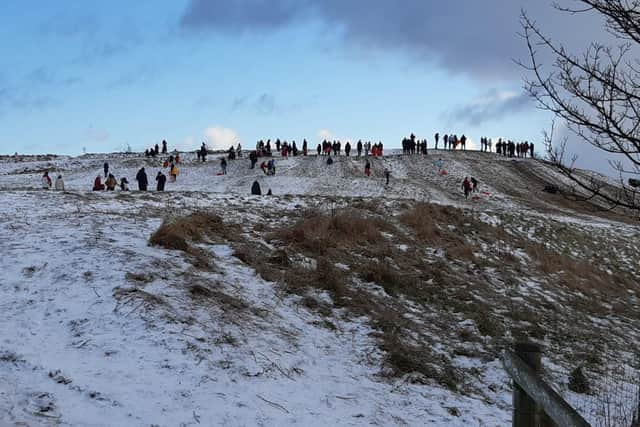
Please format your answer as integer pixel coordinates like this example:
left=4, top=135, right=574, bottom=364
left=55, top=175, right=64, bottom=191
left=93, top=176, right=104, bottom=191
left=251, top=180, right=261, bottom=195
left=267, top=159, right=276, bottom=176
left=120, top=177, right=129, bottom=191
left=105, top=174, right=117, bottom=191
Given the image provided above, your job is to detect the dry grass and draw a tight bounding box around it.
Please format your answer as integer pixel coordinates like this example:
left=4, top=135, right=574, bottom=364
left=275, top=209, right=386, bottom=256
left=149, top=212, right=227, bottom=251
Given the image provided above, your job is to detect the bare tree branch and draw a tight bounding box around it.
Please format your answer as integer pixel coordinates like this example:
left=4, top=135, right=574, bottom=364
left=520, top=2, right=640, bottom=213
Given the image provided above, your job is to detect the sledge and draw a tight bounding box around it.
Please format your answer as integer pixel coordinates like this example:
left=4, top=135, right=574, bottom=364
left=481, top=191, right=491, bottom=196
left=216, top=172, right=224, bottom=176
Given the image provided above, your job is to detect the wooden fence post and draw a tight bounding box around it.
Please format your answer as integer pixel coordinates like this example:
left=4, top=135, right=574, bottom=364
left=504, top=343, right=590, bottom=427
left=513, top=341, right=543, bottom=427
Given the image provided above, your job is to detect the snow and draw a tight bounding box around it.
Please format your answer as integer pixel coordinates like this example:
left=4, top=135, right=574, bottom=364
left=0, top=150, right=637, bottom=426
left=0, top=187, right=510, bottom=426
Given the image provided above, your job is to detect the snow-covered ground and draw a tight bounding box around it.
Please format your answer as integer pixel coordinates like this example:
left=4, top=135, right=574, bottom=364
left=1, top=151, right=638, bottom=426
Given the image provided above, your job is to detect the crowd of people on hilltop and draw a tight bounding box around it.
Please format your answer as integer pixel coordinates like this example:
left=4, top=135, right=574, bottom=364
left=37, top=131, right=538, bottom=201
left=144, top=140, right=168, bottom=158
left=402, top=134, right=428, bottom=155
left=433, top=133, right=468, bottom=150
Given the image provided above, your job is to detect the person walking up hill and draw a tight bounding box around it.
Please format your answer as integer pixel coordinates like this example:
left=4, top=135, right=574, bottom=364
left=136, top=167, right=148, bottom=191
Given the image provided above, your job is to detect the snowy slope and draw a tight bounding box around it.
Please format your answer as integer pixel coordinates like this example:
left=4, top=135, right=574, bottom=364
left=0, top=190, right=511, bottom=426
left=0, top=151, right=637, bottom=426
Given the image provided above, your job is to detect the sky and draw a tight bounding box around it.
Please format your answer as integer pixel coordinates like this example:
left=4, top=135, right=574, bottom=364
left=0, top=0, right=613, bottom=167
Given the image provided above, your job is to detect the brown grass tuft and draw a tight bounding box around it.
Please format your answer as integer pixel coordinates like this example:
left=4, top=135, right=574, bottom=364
left=149, top=212, right=226, bottom=251
left=276, top=209, right=385, bottom=256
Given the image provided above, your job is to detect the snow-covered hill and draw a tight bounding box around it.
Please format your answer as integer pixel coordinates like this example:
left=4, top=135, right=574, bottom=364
left=1, top=150, right=638, bottom=426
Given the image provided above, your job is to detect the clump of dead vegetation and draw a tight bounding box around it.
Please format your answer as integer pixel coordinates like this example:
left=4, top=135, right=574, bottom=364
left=150, top=212, right=227, bottom=251
left=149, top=212, right=232, bottom=270
left=275, top=208, right=387, bottom=256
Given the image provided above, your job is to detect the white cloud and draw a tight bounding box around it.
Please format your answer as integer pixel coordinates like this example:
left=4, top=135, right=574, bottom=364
left=318, top=129, right=335, bottom=141
left=176, top=136, right=197, bottom=151
left=204, top=126, right=240, bottom=150
left=318, top=129, right=352, bottom=143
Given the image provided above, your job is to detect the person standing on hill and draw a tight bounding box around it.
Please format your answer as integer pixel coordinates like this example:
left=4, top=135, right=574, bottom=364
left=444, top=134, right=449, bottom=150
left=55, top=175, right=65, bottom=191
left=162, top=140, right=167, bottom=154
left=221, top=157, right=228, bottom=175
left=435, top=133, right=440, bottom=150
left=136, top=167, right=148, bottom=191
left=471, top=177, right=479, bottom=193
left=156, top=171, right=166, bottom=191
left=103, top=162, right=109, bottom=177
left=357, top=140, right=363, bottom=157
left=384, top=168, right=391, bottom=185
left=345, top=142, right=351, bottom=157
left=316, top=144, right=322, bottom=155
left=169, top=163, right=178, bottom=182
left=155, top=144, right=159, bottom=155
left=529, top=142, right=534, bottom=158
left=460, top=135, right=467, bottom=150
left=364, top=159, right=371, bottom=177
left=462, top=177, right=472, bottom=199
left=249, top=151, right=258, bottom=169
left=42, top=171, right=52, bottom=189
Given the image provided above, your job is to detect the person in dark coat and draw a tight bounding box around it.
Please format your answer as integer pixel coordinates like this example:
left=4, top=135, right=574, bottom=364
left=156, top=171, right=166, bottom=191
left=251, top=180, right=261, bottom=195
left=162, top=140, right=167, bottom=154
left=136, top=167, right=148, bottom=191
left=249, top=151, right=258, bottom=169
left=103, top=162, right=109, bottom=177
left=345, top=142, right=351, bottom=157
left=326, top=157, right=334, bottom=165
left=155, top=144, right=159, bottom=155
left=357, top=140, right=363, bottom=157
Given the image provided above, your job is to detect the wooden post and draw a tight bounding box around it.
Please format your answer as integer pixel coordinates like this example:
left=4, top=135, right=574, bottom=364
left=513, top=342, right=542, bottom=427
left=506, top=342, right=589, bottom=427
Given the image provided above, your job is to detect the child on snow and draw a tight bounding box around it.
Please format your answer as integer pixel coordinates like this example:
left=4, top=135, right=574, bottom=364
left=42, top=171, right=52, bottom=189
left=55, top=175, right=65, bottom=191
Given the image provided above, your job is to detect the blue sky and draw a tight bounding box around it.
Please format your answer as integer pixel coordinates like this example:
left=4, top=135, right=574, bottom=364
left=0, top=1, right=585, bottom=155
